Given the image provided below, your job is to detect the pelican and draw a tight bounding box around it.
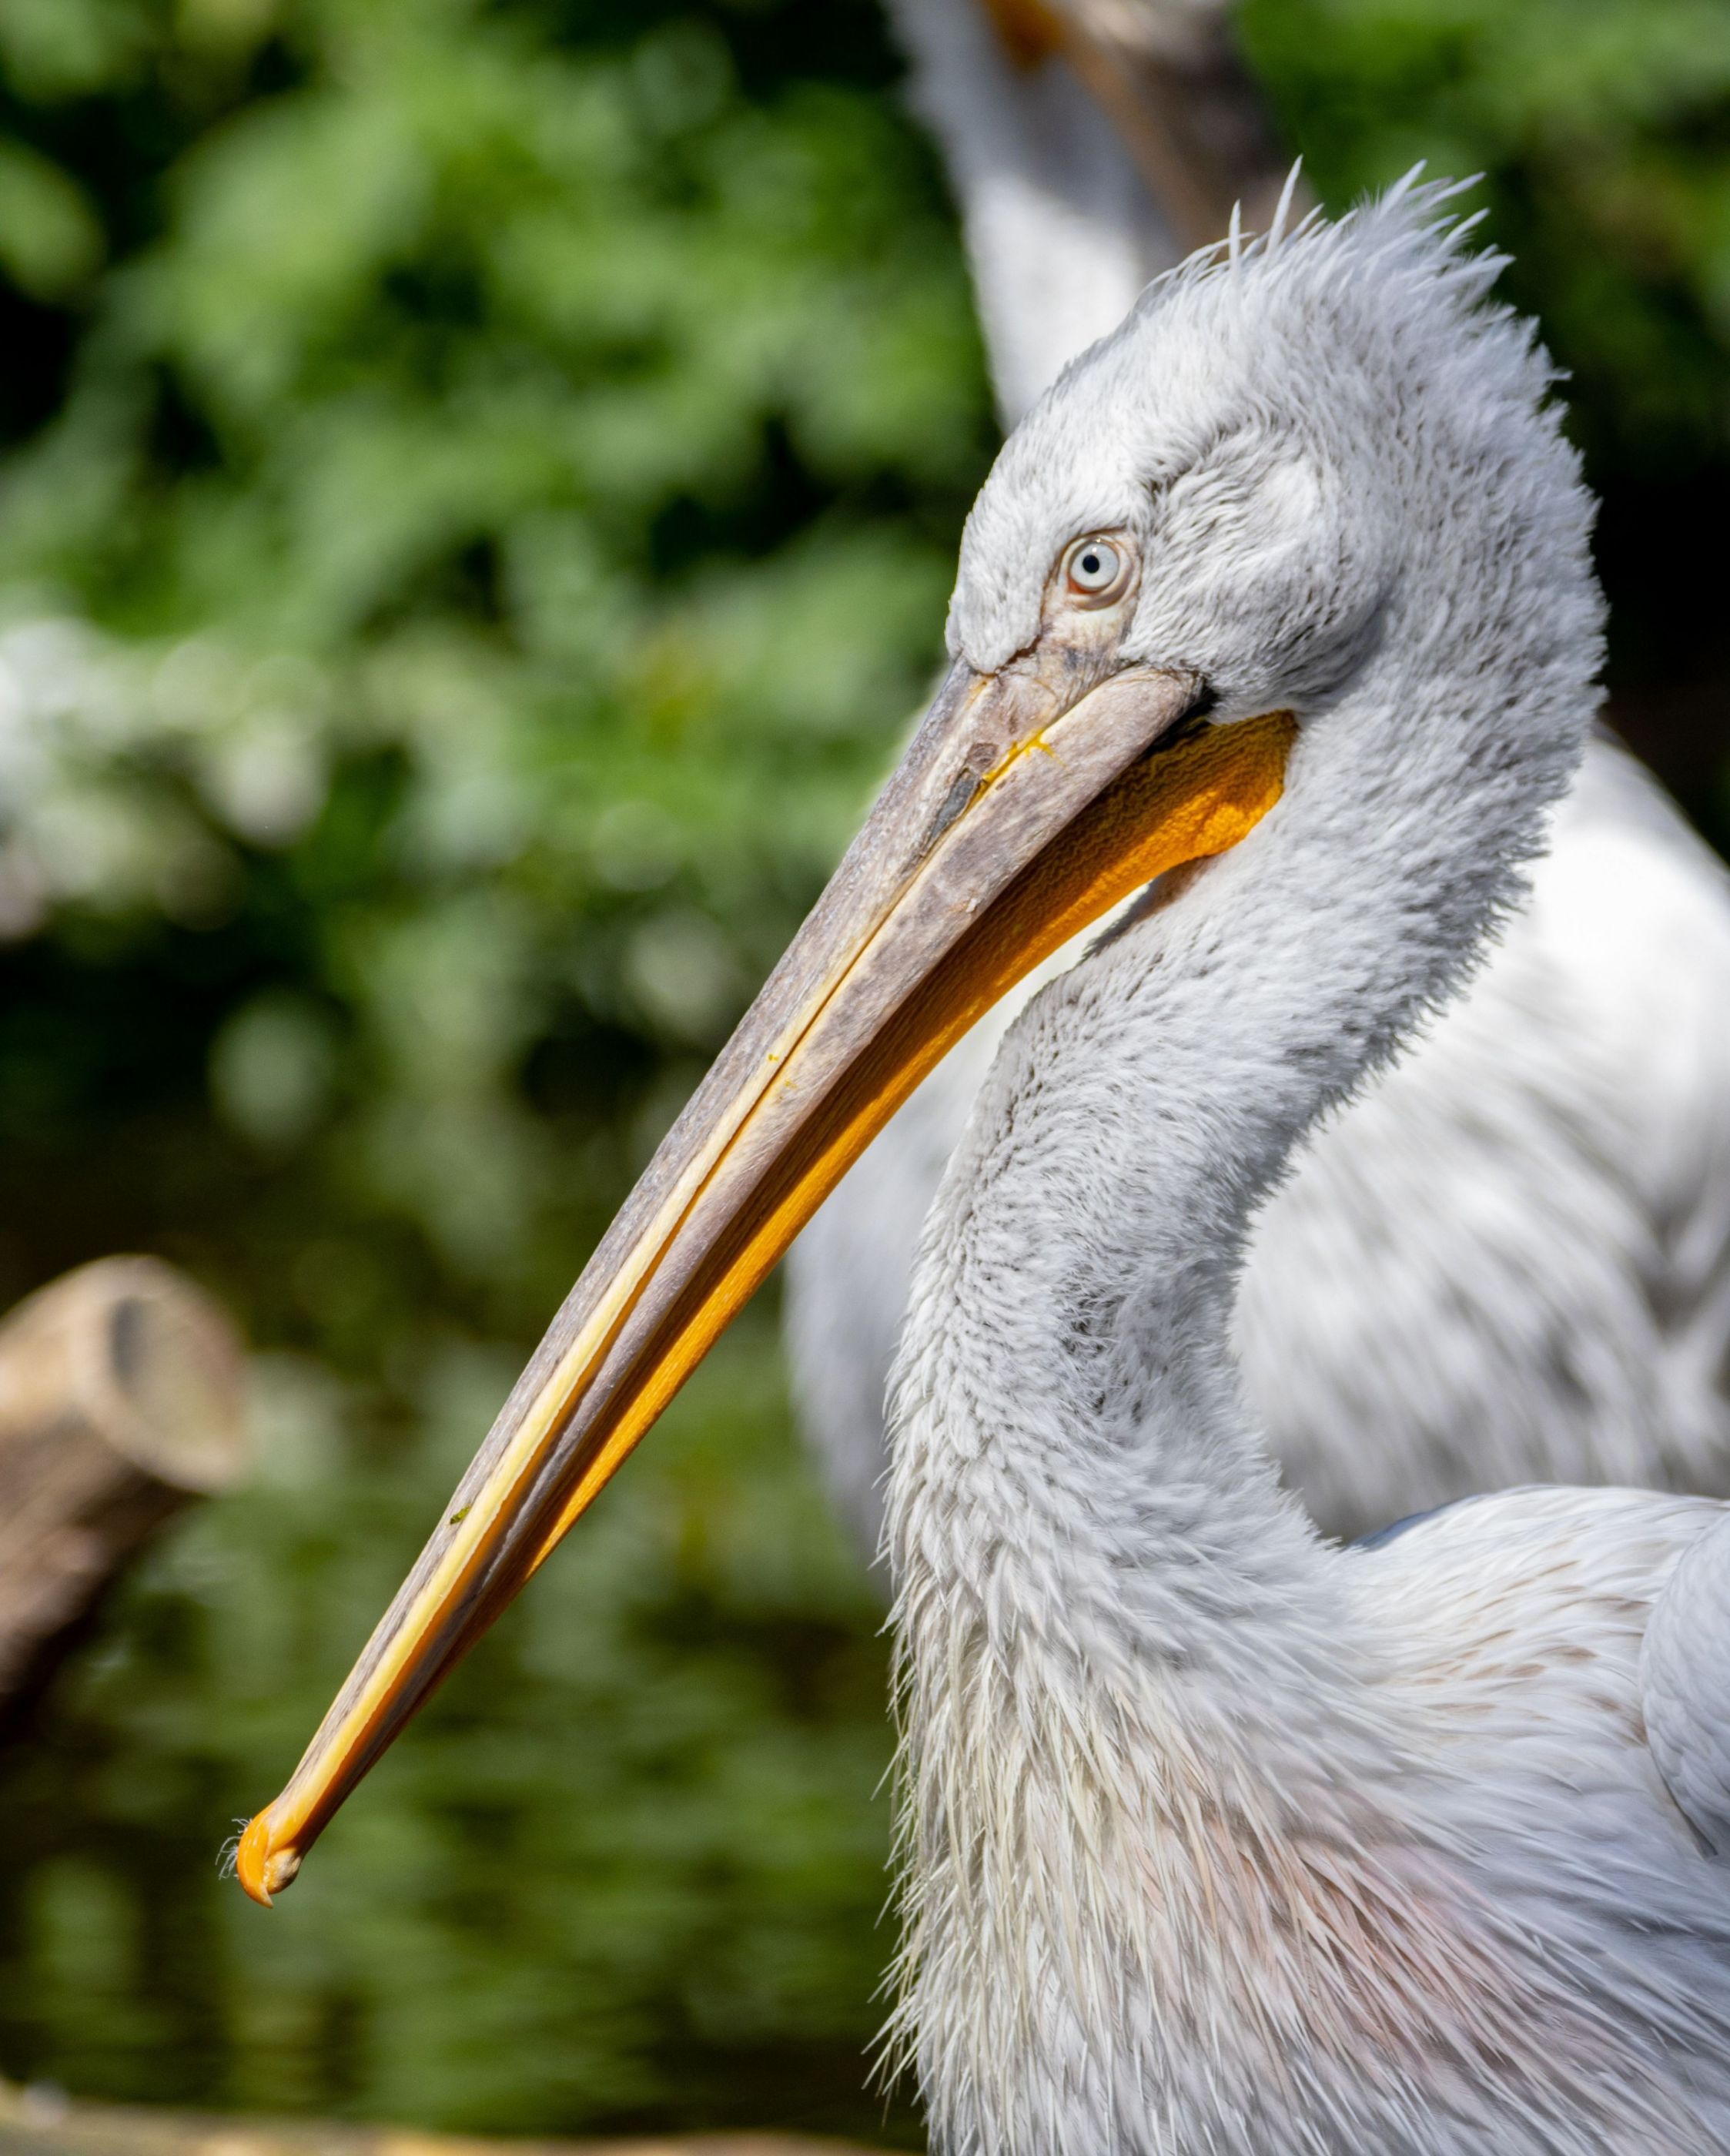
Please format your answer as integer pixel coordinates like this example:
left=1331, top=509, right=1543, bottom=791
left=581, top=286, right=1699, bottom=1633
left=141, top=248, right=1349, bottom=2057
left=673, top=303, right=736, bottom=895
left=787, top=0, right=1730, bottom=1549
left=238, top=188, right=1730, bottom=2148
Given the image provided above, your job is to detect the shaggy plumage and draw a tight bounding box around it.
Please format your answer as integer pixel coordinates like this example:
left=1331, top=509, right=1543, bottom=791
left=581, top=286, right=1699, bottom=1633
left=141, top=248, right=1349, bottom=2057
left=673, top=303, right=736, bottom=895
left=788, top=0, right=1730, bottom=1552
left=882, top=186, right=1730, bottom=2154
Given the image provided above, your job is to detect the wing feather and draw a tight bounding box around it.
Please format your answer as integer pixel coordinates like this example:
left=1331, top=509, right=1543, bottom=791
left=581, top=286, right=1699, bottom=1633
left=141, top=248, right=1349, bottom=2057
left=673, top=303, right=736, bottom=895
left=1641, top=1512, right=1730, bottom=1855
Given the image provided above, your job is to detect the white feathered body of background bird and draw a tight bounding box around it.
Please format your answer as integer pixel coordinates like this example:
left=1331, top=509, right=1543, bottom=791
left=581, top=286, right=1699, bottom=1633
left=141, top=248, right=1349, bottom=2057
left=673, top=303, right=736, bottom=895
left=786, top=0, right=1730, bottom=1548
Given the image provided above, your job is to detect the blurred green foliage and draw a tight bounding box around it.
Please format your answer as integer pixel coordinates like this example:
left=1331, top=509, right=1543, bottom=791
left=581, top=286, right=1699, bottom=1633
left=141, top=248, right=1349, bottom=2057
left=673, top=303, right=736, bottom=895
left=0, top=0, right=986, bottom=2139
left=0, top=0, right=1727, bottom=2141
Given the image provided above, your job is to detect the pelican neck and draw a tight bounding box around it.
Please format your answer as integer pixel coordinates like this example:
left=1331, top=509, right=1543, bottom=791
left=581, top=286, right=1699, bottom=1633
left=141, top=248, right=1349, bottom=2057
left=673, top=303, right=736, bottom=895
left=885, top=667, right=1574, bottom=1635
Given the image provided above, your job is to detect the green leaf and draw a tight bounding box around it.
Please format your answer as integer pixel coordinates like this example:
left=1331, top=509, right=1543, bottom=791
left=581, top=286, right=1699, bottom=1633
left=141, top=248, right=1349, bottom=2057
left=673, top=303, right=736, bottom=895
left=0, top=139, right=103, bottom=299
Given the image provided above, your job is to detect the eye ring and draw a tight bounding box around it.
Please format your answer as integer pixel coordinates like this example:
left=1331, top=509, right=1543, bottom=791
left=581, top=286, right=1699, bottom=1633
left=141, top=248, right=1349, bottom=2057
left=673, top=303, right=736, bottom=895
left=1062, top=533, right=1133, bottom=607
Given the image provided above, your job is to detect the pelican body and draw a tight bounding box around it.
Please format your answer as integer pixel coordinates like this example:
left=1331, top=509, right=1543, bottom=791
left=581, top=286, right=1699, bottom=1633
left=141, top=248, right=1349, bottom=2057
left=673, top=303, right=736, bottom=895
left=785, top=0, right=1730, bottom=1552
left=238, top=190, right=1730, bottom=2151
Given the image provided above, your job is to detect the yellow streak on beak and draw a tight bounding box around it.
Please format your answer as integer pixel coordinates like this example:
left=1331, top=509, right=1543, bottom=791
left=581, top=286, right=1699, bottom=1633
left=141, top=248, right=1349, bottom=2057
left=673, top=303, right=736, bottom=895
left=524, top=708, right=1294, bottom=1564
left=236, top=706, right=1295, bottom=1908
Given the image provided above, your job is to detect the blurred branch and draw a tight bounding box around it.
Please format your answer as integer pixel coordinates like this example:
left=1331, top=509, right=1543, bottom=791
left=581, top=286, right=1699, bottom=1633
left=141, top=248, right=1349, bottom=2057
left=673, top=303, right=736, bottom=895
left=0, top=1257, right=246, bottom=1719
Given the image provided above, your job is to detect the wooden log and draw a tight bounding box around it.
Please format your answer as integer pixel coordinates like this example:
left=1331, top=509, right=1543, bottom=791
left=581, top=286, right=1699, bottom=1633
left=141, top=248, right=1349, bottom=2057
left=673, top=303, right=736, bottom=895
left=0, top=1256, right=246, bottom=1712
left=0, top=2081, right=899, bottom=2156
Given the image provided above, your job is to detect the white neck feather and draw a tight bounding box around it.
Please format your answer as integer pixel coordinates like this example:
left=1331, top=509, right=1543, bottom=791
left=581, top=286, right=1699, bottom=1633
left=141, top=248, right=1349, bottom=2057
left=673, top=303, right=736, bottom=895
left=889, top=625, right=1564, bottom=1645
left=880, top=637, right=1624, bottom=2151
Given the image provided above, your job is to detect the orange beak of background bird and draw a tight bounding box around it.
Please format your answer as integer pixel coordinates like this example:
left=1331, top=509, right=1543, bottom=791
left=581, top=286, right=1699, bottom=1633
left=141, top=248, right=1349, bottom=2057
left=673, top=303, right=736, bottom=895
left=236, top=646, right=1295, bottom=1907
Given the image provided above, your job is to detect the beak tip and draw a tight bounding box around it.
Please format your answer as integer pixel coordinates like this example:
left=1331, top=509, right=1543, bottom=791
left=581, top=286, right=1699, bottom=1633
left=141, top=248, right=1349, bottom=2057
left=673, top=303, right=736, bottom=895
left=236, top=1808, right=301, bottom=1907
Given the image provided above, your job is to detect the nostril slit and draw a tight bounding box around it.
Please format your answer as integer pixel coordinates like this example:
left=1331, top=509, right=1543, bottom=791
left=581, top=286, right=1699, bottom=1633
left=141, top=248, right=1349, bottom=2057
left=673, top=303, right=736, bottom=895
left=919, top=771, right=984, bottom=859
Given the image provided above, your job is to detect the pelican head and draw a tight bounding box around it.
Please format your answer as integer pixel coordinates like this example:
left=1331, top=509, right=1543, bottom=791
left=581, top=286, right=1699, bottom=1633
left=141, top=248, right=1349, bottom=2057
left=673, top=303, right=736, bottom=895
left=235, top=176, right=1597, bottom=1906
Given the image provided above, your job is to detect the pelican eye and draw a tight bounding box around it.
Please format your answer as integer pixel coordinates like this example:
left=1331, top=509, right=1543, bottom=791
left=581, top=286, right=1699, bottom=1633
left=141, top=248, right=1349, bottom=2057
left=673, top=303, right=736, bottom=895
left=1062, top=534, right=1131, bottom=606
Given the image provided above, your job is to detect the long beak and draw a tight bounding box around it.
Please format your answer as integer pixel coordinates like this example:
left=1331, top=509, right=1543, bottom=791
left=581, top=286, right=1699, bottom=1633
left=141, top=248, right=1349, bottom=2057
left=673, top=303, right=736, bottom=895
left=236, top=651, right=1296, bottom=1903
